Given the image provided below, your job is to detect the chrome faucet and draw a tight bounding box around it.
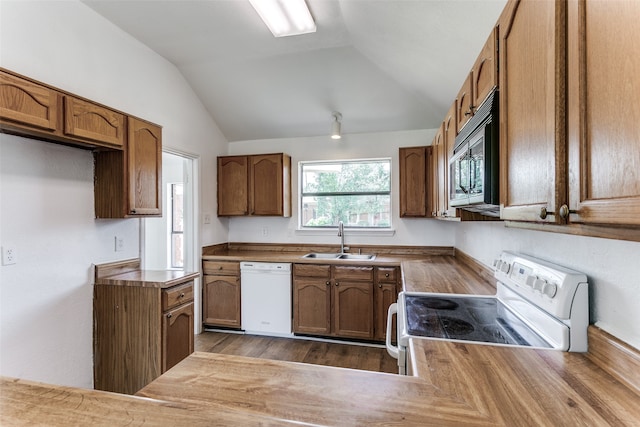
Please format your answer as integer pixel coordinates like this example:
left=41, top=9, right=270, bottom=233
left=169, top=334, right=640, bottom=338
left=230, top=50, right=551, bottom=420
left=338, top=221, right=347, bottom=253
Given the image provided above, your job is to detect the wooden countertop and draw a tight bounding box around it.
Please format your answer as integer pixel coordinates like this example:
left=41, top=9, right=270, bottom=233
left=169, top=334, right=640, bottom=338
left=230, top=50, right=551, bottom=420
left=3, top=250, right=639, bottom=425
left=93, top=258, right=199, bottom=288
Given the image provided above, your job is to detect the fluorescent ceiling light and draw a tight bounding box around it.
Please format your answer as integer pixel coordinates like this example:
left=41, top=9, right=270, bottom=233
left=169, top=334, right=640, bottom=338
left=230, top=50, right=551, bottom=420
left=249, top=0, right=316, bottom=37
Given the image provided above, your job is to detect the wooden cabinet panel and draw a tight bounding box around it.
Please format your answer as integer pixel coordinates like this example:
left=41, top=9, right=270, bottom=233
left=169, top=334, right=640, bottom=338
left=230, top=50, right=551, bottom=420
left=162, top=301, right=194, bottom=372
left=203, top=260, right=241, bottom=276
left=499, top=0, right=567, bottom=223
left=333, top=281, right=374, bottom=339
left=217, top=156, right=248, bottom=216
left=399, top=146, right=432, bottom=217
left=333, top=265, right=373, bottom=282
left=567, top=0, right=640, bottom=226
left=0, top=70, right=58, bottom=132
left=63, top=96, right=125, bottom=148
left=473, top=28, right=499, bottom=110
left=442, top=103, right=458, bottom=219
left=374, top=266, right=398, bottom=342
left=293, top=263, right=331, bottom=279
left=94, top=279, right=194, bottom=395
left=127, top=117, right=162, bottom=215
left=249, top=153, right=291, bottom=216
left=375, top=267, right=397, bottom=284
left=203, top=274, right=241, bottom=328
left=293, top=277, right=331, bottom=335
left=217, top=153, right=291, bottom=217
left=456, top=72, right=474, bottom=133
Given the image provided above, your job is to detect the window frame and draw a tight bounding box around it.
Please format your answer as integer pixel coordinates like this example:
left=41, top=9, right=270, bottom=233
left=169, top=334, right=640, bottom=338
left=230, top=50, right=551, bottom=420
left=169, top=183, right=184, bottom=269
left=298, top=157, right=392, bottom=230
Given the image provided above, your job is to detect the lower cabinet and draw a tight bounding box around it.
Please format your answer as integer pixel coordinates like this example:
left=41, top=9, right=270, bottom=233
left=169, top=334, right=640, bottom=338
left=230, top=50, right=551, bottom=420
left=293, top=263, right=375, bottom=341
left=374, top=267, right=399, bottom=342
left=202, top=261, right=241, bottom=328
left=93, top=280, right=194, bottom=395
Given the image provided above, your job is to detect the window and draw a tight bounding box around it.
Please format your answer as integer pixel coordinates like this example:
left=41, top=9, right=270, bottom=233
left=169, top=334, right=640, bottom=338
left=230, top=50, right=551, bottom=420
left=300, top=159, right=391, bottom=228
left=170, top=183, right=184, bottom=268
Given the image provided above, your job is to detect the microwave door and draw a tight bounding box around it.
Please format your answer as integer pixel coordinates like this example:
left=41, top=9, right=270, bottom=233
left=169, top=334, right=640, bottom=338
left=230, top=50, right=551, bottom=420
left=468, top=134, right=485, bottom=204
left=449, top=146, right=470, bottom=206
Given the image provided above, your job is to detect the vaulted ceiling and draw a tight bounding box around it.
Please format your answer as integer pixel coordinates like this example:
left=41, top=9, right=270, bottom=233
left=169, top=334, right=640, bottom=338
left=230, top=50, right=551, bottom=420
left=82, top=0, right=506, bottom=142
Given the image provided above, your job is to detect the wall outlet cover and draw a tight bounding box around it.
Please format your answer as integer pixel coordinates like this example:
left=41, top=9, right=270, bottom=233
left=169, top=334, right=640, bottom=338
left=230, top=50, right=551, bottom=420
left=2, top=246, right=17, bottom=265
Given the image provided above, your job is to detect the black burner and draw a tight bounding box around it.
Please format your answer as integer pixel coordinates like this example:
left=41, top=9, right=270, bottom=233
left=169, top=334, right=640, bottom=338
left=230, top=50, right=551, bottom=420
left=439, top=316, right=474, bottom=336
left=422, top=298, right=459, bottom=310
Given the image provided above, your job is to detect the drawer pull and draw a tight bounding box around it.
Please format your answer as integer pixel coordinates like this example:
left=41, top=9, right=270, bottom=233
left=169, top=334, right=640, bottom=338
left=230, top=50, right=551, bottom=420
left=167, top=313, right=172, bottom=318
left=179, top=293, right=185, bottom=298
left=385, top=273, right=390, bottom=278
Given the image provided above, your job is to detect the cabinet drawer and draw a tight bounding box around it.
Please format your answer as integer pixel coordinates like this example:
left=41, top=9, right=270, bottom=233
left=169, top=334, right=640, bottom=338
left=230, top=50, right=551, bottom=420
left=333, top=265, right=374, bottom=281
left=162, top=281, right=194, bottom=311
left=203, top=260, right=240, bottom=275
left=293, top=263, right=331, bottom=279
left=63, top=96, right=125, bottom=148
left=376, top=267, right=398, bottom=283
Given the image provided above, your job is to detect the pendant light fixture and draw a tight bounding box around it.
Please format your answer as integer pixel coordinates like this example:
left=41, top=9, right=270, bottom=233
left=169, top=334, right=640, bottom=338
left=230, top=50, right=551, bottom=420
left=331, top=112, right=342, bottom=140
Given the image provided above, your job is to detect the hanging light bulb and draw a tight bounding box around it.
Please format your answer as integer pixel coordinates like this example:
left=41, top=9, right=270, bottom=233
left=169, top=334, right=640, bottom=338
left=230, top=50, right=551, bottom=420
left=331, top=112, right=342, bottom=140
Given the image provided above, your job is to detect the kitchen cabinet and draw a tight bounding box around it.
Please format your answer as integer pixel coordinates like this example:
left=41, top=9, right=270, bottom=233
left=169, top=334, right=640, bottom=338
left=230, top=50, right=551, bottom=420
left=499, top=0, right=640, bottom=235
left=399, top=146, right=433, bottom=217
left=566, top=0, right=640, bottom=227
left=0, top=69, right=59, bottom=133
left=456, top=72, right=474, bottom=133
left=94, top=117, right=162, bottom=218
left=429, top=126, right=443, bottom=219
left=499, top=0, right=567, bottom=224
left=94, top=279, right=194, bottom=395
left=217, top=153, right=291, bottom=217
left=63, top=95, right=125, bottom=148
left=293, top=263, right=374, bottom=340
left=472, top=28, right=499, bottom=114
left=374, top=266, right=399, bottom=342
left=202, top=260, right=241, bottom=328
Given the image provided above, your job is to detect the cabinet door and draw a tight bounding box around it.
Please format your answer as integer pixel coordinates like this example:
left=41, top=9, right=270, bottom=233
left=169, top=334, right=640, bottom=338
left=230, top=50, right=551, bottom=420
left=293, top=277, right=331, bottom=335
left=456, top=72, right=474, bottom=133
left=332, top=280, right=374, bottom=340
left=127, top=117, right=162, bottom=216
left=203, top=275, right=241, bottom=328
left=162, top=301, right=194, bottom=372
left=499, top=0, right=567, bottom=223
left=217, top=156, right=248, bottom=216
left=374, top=267, right=398, bottom=342
left=0, top=70, right=58, bottom=132
left=399, top=146, right=429, bottom=217
left=250, top=154, right=290, bottom=216
left=567, top=0, right=640, bottom=226
left=63, top=96, right=125, bottom=148
left=431, top=125, right=446, bottom=218
left=473, top=28, right=498, bottom=110
left=442, top=103, right=458, bottom=218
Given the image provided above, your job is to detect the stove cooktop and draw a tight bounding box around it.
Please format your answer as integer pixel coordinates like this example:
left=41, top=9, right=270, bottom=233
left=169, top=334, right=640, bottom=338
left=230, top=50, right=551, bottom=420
left=404, top=295, right=552, bottom=348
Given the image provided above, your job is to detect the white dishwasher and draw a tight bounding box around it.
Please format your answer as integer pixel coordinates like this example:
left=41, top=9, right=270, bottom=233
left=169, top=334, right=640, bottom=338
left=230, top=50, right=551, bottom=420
left=240, top=261, right=292, bottom=337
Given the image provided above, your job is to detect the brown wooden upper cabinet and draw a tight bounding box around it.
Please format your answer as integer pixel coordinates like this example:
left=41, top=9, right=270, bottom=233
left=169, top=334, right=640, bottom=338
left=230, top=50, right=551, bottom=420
left=455, top=73, right=474, bottom=133
left=63, top=96, right=125, bottom=149
left=217, top=153, right=291, bottom=217
left=430, top=125, right=444, bottom=218
left=399, top=146, right=433, bottom=217
left=94, top=117, right=162, bottom=218
left=566, top=0, right=640, bottom=227
left=500, top=0, right=640, bottom=233
left=0, top=70, right=58, bottom=133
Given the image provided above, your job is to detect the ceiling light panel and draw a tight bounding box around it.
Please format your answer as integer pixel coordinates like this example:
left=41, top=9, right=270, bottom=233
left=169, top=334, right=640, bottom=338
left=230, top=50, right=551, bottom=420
left=249, top=0, right=316, bottom=37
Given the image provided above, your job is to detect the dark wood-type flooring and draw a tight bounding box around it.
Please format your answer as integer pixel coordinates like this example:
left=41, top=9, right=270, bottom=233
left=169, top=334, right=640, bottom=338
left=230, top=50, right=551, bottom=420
left=195, top=332, right=398, bottom=374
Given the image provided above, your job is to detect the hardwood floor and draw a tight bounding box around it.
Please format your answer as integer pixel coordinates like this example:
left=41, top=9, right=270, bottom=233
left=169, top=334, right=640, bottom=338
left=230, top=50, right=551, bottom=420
left=195, top=331, right=398, bottom=374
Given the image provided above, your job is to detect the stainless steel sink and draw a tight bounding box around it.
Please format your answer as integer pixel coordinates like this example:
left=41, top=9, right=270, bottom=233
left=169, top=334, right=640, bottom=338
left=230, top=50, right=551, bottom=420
left=302, top=253, right=341, bottom=259
left=337, top=253, right=376, bottom=260
left=301, top=253, right=376, bottom=261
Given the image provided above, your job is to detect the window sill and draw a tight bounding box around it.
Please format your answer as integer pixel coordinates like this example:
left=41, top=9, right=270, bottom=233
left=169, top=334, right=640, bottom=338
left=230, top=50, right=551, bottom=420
left=295, top=228, right=396, bottom=237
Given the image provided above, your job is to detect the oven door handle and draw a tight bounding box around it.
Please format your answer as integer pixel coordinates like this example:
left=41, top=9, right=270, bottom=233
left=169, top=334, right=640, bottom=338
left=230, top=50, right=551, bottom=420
left=385, top=303, right=399, bottom=359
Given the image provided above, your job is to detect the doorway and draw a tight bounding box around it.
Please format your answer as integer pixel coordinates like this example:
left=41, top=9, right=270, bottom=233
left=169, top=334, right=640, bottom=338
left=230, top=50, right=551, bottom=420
left=143, top=150, right=201, bottom=330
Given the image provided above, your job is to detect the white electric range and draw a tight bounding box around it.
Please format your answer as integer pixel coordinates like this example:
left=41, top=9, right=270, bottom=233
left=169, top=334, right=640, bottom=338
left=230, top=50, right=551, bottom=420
left=386, top=251, right=589, bottom=375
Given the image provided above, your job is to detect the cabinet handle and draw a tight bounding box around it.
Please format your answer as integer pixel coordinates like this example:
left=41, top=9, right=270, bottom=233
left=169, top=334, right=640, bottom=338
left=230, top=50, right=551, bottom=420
left=131, top=209, right=136, bottom=214
left=179, top=293, right=185, bottom=298
left=335, top=282, right=339, bottom=287
left=218, top=266, right=223, bottom=270
left=326, top=281, right=331, bottom=286
left=167, top=313, right=172, bottom=318
left=385, top=273, right=390, bottom=278
left=539, top=205, right=573, bottom=220
left=378, top=283, right=382, bottom=288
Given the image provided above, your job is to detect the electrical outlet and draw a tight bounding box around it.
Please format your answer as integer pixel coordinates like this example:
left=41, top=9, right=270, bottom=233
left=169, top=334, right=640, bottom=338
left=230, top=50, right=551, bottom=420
left=2, top=246, right=17, bottom=265
left=203, top=213, right=212, bottom=224
left=262, top=226, right=269, bottom=237
left=115, top=236, right=125, bottom=252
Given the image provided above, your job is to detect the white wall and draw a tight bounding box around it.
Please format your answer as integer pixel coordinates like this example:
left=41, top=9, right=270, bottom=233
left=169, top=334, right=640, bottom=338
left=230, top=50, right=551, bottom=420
left=455, top=222, right=640, bottom=350
left=227, top=130, right=457, bottom=247
left=0, top=0, right=228, bottom=388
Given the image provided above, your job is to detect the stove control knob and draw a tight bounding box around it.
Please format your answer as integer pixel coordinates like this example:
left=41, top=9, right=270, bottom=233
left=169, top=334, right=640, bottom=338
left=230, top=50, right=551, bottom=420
left=533, top=278, right=546, bottom=292
left=500, top=262, right=511, bottom=274
left=525, top=275, right=536, bottom=287
left=543, top=282, right=558, bottom=298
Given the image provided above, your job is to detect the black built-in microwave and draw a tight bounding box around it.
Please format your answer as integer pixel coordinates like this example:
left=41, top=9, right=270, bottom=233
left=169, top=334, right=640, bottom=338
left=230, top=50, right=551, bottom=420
left=449, top=90, right=499, bottom=216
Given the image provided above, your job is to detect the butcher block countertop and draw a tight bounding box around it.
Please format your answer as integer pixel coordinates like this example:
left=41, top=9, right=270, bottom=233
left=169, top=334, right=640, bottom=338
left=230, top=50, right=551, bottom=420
left=2, top=250, right=640, bottom=425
